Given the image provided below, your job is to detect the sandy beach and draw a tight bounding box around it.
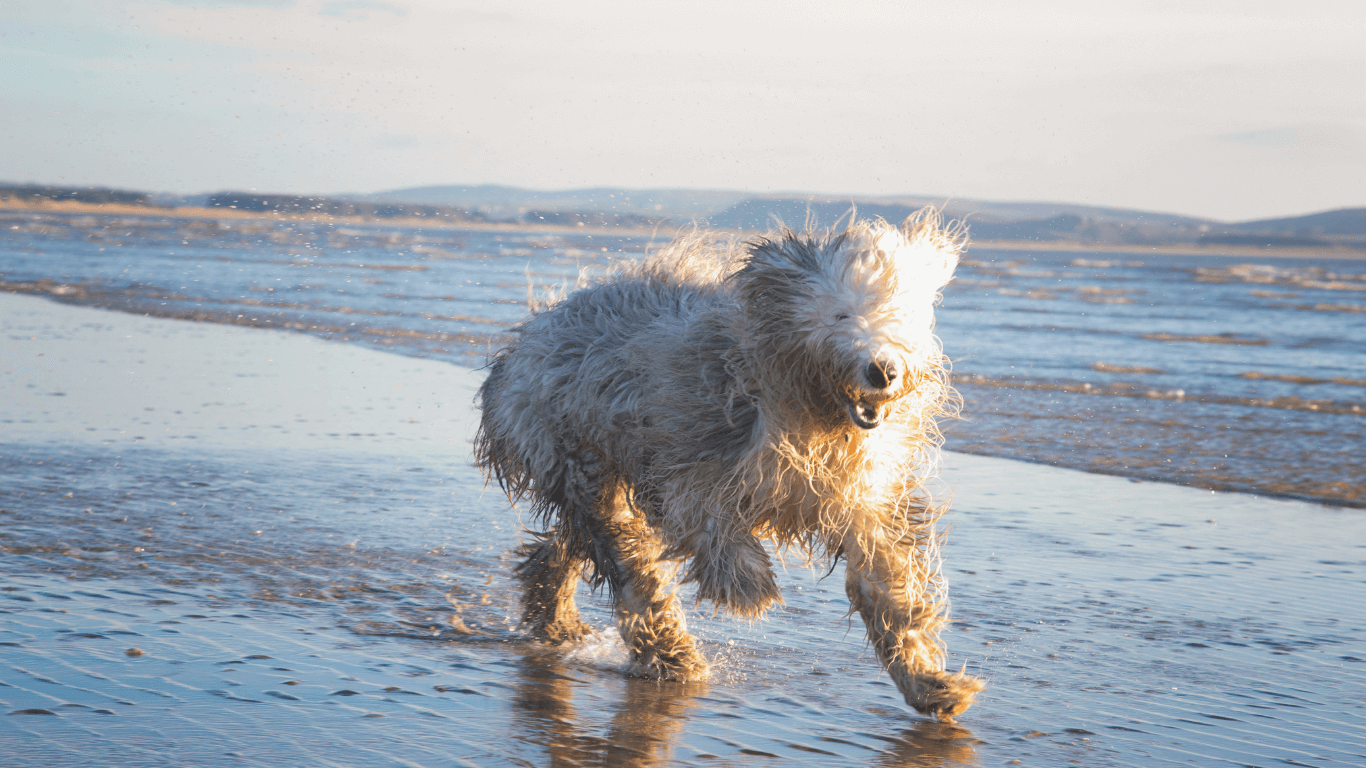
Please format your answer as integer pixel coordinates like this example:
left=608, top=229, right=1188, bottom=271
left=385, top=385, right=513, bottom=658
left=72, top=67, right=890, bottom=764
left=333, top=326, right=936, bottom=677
left=3, top=291, right=1364, bottom=767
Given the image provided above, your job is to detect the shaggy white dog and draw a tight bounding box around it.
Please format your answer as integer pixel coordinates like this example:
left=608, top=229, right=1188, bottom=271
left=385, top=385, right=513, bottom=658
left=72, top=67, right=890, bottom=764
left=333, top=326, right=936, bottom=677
left=475, top=211, right=984, bottom=720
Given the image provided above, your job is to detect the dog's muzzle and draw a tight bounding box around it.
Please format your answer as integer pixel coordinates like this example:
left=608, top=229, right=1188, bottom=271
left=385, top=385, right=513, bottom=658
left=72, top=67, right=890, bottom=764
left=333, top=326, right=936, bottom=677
left=846, top=398, right=883, bottom=430
left=845, top=357, right=901, bottom=429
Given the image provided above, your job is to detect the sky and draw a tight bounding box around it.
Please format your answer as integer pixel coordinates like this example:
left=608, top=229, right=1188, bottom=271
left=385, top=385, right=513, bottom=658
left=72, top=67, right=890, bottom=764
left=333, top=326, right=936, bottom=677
left=1, top=0, right=1363, bottom=221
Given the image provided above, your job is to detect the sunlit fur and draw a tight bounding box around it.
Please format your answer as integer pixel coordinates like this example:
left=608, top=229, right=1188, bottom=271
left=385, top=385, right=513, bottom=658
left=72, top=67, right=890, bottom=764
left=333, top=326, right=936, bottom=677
left=475, top=210, right=985, bottom=720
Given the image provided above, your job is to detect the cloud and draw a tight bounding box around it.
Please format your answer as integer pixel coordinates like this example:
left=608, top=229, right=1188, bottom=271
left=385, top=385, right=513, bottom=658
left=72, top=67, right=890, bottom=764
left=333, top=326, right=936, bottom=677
left=159, top=0, right=297, bottom=7
left=1212, top=124, right=1366, bottom=166
left=319, top=1, right=406, bottom=19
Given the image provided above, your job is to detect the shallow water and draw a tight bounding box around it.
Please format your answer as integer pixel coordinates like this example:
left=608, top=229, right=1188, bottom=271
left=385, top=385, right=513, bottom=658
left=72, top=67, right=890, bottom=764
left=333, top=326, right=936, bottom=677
left=943, top=252, right=1366, bottom=506
left=3, top=297, right=1364, bottom=766
left=2, top=207, right=1363, bottom=506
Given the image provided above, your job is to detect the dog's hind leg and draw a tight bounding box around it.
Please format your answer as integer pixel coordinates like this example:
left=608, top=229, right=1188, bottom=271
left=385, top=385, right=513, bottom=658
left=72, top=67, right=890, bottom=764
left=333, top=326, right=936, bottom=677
left=607, top=505, right=709, bottom=682
left=843, top=507, right=984, bottom=721
left=544, top=450, right=708, bottom=681
left=585, top=485, right=708, bottom=683
left=516, top=527, right=592, bottom=644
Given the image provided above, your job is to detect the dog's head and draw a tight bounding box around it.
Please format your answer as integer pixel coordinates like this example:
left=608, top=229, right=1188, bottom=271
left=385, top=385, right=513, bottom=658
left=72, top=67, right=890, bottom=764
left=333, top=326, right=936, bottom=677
left=735, top=210, right=962, bottom=431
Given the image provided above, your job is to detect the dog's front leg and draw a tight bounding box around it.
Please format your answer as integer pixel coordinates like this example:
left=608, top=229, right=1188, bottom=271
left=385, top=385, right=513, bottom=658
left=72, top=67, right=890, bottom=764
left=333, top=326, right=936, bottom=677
left=658, top=474, right=781, bottom=617
left=678, top=517, right=782, bottom=618
left=843, top=519, right=984, bottom=721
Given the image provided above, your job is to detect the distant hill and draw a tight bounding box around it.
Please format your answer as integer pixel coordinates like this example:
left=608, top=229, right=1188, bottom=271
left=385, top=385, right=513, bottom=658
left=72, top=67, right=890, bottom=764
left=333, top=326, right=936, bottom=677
left=369, top=185, right=1217, bottom=232
left=701, top=195, right=1212, bottom=232
left=368, top=185, right=1242, bottom=245
left=699, top=194, right=1363, bottom=248
left=1228, top=208, right=1366, bottom=236
left=5, top=180, right=1362, bottom=249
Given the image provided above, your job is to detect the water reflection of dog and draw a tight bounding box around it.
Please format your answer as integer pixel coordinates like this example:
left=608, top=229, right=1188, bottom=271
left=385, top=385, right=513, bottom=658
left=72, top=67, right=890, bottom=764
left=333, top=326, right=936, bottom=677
left=872, top=720, right=981, bottom=767
left=511, top=653, right=698, bottom=767
left=509, top=652, right=978, bottom=766
left=479, top=213, right=984, bottom=720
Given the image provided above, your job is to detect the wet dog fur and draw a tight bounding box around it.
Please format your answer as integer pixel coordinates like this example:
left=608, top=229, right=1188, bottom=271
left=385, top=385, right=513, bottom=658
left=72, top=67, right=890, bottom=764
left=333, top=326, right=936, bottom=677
left=475, top=211, right=984, bottom=720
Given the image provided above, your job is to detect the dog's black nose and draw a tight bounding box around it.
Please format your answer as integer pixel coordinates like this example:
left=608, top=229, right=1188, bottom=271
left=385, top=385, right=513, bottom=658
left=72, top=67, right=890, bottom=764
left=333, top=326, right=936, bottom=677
left=866, top=359, right=898, bottom=389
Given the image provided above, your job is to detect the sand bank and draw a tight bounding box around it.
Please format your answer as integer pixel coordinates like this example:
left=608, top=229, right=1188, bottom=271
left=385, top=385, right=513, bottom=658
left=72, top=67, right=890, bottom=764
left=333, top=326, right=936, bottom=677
left=2, top=293, right=1363, bottom=766
left=0, top=198, right=670, bottom=238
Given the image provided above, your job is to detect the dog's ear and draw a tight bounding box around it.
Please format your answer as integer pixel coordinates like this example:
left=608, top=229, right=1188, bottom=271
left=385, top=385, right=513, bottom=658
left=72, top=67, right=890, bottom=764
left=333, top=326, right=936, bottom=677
left=894, top=209, right=964, bottom=292
left=735, top=233, right=824, bottom=330
left=745, top=229, right=824, bottom=278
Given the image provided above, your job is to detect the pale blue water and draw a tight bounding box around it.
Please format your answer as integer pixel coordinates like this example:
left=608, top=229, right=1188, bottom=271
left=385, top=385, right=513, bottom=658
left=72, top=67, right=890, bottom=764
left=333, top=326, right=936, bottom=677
left=3, top=207, right=1362, bottom=505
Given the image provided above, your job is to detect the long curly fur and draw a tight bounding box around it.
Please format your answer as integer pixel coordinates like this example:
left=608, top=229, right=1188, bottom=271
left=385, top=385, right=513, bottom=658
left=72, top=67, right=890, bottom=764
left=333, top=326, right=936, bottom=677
left=475, top=210, right=985, bottom=720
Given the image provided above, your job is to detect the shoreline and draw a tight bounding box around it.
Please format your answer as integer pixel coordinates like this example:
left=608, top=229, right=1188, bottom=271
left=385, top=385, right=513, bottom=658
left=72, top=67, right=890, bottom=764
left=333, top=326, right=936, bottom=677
left=4, top=198, right=1363, bottom=260
left=968, top=237, right=1366, bottom=259
left=948, top=446, right=1365, bottom=510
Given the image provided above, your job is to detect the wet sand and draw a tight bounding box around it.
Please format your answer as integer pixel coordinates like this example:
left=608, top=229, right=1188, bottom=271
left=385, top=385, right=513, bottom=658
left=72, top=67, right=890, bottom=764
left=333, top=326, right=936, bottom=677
left=3, top=292, right=1364, bottom=767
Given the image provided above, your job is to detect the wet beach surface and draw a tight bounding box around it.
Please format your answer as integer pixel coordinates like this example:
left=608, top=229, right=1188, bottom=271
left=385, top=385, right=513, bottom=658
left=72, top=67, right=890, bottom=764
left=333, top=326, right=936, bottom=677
left=3, top=295, right=1364, bottom=767
left=2, top=207, right=1363, bottom=507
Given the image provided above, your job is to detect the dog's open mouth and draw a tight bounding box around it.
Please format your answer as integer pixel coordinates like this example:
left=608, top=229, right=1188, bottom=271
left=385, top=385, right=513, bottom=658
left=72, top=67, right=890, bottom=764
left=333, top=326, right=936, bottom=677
left=845, top=399, right=882, bottom=430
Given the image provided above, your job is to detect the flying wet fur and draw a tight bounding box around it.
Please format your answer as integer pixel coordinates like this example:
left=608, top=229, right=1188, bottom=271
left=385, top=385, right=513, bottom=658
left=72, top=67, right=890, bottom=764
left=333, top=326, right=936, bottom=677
left=474, top=210, right=985, bottom=720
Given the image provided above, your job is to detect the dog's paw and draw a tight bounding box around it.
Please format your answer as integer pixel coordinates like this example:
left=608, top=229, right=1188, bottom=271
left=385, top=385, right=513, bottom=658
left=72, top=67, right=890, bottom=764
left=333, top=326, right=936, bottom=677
left=627, top=640, right=710, bottom=683
left=536, top=615, right=594, bottom=645
left=905, top=670, right=986, bottom=722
